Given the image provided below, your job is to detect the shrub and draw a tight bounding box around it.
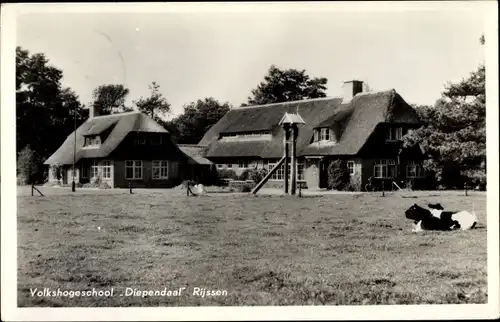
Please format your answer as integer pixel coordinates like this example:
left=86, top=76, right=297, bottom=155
left=91, top=176, right=101, bottom=185
left=327, top=159, right=350, bottom=191
left=202, top=164, right=220, bottom=186
left=217, top=169, right=238, bottom=180
left=240, top=183, right=253, bottom=192
left=51, top=163, right=63, bottom=183
left=79, top=177, right=90, bottom=184
left=238, top=169, right=250, bottom=181
left=17, top=175, right=27, bottom=186
left=347, top=170, right=362, bottom=191
left=17, top=145, right=44, bottom=185
left=406, top=178, right=416, bottom=191
left=248, top=168, right=268, bottom=184
left=99, top=182, right=111, bottom=189
left=181, top=180, right=197, bottom=188
left=82, top=180, right=111, bottom=189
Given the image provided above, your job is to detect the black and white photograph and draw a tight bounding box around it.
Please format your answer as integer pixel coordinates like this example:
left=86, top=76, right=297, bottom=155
left=1, top=2, right=499, bottom=321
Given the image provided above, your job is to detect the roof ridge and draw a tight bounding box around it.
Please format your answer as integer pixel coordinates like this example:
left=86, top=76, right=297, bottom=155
left=352, top=88, right=396, bottom=98
left=177, top=144, right=208, bottom=148
left=89, top=110, right=141, bottom=120
left=233, top=96, right=341, bottom=110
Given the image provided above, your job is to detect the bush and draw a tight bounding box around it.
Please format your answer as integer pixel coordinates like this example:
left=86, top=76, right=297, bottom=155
left=51, top=163, right=63, bottom=184
left=181, top=180, right=197, bottom=188
left=347, top=170, right=362, bottom=191
left=79, top=177, right=90, bottom=184
left=17, top=175, right=27, bottom=186
left=238, top=169, right=250, bottom=181
left=201, top=165, right=220, bottom=186
left=240, top=183, right=253, bottom=192
left=248, top=168, right=268, bottom=184
left=327, top=159, right=350, bottom=191
left=17, top=145, right=44, bottom=185
left=82, top=179, right=111, bottom=189
left=217, top=169, right=238, bottom=180
left=99, top=182, right=111, bottom=189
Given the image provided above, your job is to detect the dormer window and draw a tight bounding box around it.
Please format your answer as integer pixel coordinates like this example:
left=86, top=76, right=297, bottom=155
left=219, top=131, right=272, bottom=141
left=135, top=134, right=146, bottom=145
left=314, top=128, right=334, bottom=142
left=150, top=135, right=162, bottom=145
left=84, top=135, right=101, bottom=147
left=387, top=127, right=403, bottom=141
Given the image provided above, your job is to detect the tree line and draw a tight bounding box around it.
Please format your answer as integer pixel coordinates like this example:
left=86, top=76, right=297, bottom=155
left=16, top=35, right=486, bottom=189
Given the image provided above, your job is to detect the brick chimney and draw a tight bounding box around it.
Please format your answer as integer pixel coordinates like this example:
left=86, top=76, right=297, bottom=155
left=89, top=104, right=101, bottom=119
left=341, top=80, right=364, bottom=103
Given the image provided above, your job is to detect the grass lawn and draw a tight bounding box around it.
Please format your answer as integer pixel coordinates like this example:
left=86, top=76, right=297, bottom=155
left=17, top=187, right=488, bottom=306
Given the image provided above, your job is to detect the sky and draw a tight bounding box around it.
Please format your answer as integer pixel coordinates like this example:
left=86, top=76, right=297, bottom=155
left=16, top=3, right=489, bottom=118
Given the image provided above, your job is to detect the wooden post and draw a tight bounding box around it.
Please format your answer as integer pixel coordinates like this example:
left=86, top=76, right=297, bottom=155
left=251, top=156, right=287, bottom=194
left=31, top=184, right=34, bottom=197
left=129, top=181, right=132, bottom=194
left=283, top=125, right=289, bottom=194
left=465, top=183, right=468, bottom=196
left=290, top=125, right=297, bottom=195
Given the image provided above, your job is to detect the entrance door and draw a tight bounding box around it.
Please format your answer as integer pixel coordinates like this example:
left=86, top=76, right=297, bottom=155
left=319, top=159, right=328, bottom=188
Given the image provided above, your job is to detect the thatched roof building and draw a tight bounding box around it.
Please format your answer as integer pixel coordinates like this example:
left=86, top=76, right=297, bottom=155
left=199, top=89, right=421, bottom=158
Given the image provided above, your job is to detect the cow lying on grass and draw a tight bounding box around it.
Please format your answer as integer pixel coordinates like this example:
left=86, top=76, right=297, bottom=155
left=428, top=203, right=477, bottom=231
left=405, top=204, right=458, bottom=232
left=405, top=204, right=478, bottom=232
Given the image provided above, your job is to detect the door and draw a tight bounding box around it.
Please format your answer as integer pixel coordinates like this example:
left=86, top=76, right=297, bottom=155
left=319, top=159, right=328, bottom=188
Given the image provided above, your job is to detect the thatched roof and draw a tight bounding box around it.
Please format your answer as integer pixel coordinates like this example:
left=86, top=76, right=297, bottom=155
left=177, top=145, right=212, bottom=165
left=199, top=89, right=421, bottom=158
left=44, top=111, right=169, bottom=165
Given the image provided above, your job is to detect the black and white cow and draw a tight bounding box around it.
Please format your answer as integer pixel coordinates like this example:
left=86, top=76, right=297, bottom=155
left=428, top=203, right=477, bottom=231
left=405, top=204, right=458, bottom=232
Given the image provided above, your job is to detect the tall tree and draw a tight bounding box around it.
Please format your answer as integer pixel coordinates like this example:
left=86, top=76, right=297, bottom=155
left=171, top=97, right=231, bottom=144
left=244, top=65, right=328, bottom=106
left=403, top=37, right=485, bottom=189
left=16, top=46, right=86, bottom=161
left=133, top=81, right=171, bottom=121
left=90, top=84, right=132, bottom=115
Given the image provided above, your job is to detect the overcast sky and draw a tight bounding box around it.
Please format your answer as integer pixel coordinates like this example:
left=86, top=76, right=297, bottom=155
left=16, top=3, right=488, bottom=117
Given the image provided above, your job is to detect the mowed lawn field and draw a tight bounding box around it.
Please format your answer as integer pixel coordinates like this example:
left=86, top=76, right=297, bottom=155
left=17, top=187, right=488, bottom=306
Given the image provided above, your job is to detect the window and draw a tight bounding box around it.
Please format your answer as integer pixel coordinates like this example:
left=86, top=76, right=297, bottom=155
left=84, top=135, right=101, bottom=147
left=387, top=127, right=403, bottom=141
left=102, top=161, right=111, bottom=179
left=152, top=161, right=169, bottom=179
left=227, top=164, right=233, bottom=169
left=347, top=161, right=355, bottom=176
left=314, top=128, right=334, bottom=142
left=220, top=131, right=272, bottom=141
left=406, top=161, right=425, bottom=178
left=91, top=162, right=99, bottom=178
left=238, top=160, right=249, bottom=169
left=150, top=136, right=162, bottom=145
left=81, top=166, right=90, bottom=178
left=373, top=159, right=397, bottom=178
left=269, top=161, right=305, bottom=181
left=126, top=160, right=143, bottom=179
left=217, top=164, right=223, bottom=169
left=135, top=134, right=146, bottom=145
left=320, top=128, right=330, bottom=141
